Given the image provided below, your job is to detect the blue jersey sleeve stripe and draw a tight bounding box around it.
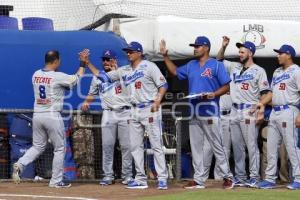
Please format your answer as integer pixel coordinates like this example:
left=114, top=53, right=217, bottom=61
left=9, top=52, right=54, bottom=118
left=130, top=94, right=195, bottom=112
left=158, top=82, right=168, bottom=90
left=97, top=71, right=112, bottom=83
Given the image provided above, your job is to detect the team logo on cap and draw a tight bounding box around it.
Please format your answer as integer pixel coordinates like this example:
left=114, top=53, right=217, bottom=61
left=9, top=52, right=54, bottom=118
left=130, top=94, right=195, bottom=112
left=242, top=24, right=266, bottom=49
left=104, top=50, right=111, bottom=56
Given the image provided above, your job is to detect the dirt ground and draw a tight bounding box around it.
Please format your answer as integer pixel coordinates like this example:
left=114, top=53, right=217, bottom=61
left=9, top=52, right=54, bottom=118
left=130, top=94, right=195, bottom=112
left=0, top=180, right=229, bottom=200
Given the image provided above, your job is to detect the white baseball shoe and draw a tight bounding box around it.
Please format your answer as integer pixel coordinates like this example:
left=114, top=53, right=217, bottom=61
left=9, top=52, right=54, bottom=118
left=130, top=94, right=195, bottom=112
left=12, top=163, right=21, bottom=184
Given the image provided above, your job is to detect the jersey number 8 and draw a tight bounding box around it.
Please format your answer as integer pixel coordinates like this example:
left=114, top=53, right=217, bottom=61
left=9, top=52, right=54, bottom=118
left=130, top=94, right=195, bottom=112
left=39, top=85, right=47, bottom=99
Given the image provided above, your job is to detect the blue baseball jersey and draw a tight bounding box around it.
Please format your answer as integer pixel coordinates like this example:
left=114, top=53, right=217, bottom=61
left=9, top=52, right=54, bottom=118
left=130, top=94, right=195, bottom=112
left=176, top=58, right=231, bottom=116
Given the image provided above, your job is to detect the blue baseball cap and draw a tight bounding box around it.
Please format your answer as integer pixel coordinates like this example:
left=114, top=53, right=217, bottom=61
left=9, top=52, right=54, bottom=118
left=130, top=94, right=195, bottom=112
left=274, top=44, right=296, bottom=57
left=236, top=41, right=256, bottom=55
left=122, top=41, right=143, bottom=53
left=101, top=49, right=117, bottom=59
left=189, top=36, right=211, bottom=48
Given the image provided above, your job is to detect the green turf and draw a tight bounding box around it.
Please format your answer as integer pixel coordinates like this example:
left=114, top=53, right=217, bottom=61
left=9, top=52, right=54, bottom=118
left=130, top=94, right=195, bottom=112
left=140, top=189, right=300, bottom=200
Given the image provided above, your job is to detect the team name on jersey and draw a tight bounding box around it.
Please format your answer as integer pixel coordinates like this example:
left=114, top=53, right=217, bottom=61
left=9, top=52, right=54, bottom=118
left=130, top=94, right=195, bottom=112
left=33, top=76, right=52, bottom=84
left=272, top=73, right=290, bottom=85
left=233, top=73, right=254, bottom=83
left=122, top=70, right=144, bottom=86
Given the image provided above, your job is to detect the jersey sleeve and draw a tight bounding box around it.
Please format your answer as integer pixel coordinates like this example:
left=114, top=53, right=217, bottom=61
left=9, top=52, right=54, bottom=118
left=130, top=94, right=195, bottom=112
left=270, top=70, right=277, bottom=90
left=223, top=60, right=239, bottom=74
left=176, top=63, right=189, bottom=80
left=150, top=63, right=168, bottom=88
left=107, top=69, right=120, bottom=82
left=258, top=69, right=270, bottom=92
left=56, top=72, right=78, bottom=88
left=88, top=76, right=100, bottom=96
left=217, top=61, right=231, bottom=86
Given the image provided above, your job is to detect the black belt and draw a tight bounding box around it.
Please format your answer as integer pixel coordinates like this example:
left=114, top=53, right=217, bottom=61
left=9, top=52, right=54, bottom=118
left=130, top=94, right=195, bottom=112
left=221, top=110, right=231, bottom=115
left=105, top=106, right=131, bottom=111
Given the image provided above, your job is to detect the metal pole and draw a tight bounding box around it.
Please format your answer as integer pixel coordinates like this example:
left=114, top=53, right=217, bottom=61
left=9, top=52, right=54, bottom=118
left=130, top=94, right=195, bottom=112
left=175, top=117, right=182, bottom=181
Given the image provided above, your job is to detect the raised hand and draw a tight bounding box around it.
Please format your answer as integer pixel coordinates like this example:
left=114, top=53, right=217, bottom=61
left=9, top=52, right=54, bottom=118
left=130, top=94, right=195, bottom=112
left=79, top=49, right=90, bottom=64
left=110, top=59, right=118, bottom=70
left=222, top=36, right=230, bottom=48
left=159, top=39, right=168, bottom=56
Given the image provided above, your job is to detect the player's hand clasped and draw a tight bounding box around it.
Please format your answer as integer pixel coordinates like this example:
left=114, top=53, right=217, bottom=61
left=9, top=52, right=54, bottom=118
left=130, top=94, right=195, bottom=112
left=249, top=102, right=265, bottom=125
left=151, top=101, right=160, bottom=112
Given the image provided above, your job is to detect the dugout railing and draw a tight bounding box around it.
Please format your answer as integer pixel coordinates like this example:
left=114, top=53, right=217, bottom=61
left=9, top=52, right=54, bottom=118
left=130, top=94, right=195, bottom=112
left=0, top=109, right=183, bottom=182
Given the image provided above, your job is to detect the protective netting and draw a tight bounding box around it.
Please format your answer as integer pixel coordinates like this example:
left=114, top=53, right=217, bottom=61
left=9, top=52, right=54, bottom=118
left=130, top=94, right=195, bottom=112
left=2, top=0, right=300, bottom=31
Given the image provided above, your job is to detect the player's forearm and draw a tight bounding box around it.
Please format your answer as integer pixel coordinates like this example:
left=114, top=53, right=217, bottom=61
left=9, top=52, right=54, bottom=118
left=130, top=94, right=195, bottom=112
left=155, top=86, right=167, bottom=103
left=213, top=84, right=230, bottom=97
left=76, top=66, right=85, bottom=77
left=216, top=46, right=227, bottom=61
left=85, top=94, right=95, bottom=104
left=259, top=91, right=272, bottom=106
left=87, top=62, right=100, bottom=76
left=163, top=55, right=177, bottom=76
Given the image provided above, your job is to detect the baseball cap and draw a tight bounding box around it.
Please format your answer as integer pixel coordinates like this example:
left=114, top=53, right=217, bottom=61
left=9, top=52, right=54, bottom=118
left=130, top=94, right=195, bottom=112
left=122, top=41, right=143, bottom=53
left=236, top=41, right=256, bottom=55
left=273, top=44, right=296, bottom=57
left=189, top=36, right=211, bottom=48
left=101, top=49, right=117, bottom=59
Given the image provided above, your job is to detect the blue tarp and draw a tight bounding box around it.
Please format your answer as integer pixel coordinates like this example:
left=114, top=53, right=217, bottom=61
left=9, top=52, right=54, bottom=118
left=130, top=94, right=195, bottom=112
left=0, top=30, right=129, bottom=110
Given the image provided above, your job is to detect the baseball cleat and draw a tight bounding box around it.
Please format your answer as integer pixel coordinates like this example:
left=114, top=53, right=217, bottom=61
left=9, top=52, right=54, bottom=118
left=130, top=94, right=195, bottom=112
left=126, top=180, right=148, bottom=189
left=287, top=181, right=300, bottom=190
left=184, top=181, right=205, bottom=189
left=122, top=177, right=134, bottom=185
left=223, top=178, right=234, bottom=189
left=245, top=178, right=259, bottom=188
left=12, top=163, right=21, bottom=184
left=99, top=178, right=114, bottom=186
left=49, top=181, right=71, bottom=188
left=257, top=180, right=276, bottom=189
left=233, top=177, right=247, bottom=187
left=157, top=180, right=168, bottom=190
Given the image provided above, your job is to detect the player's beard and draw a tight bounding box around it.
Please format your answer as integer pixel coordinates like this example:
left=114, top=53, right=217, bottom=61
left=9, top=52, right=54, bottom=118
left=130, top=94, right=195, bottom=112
left=240, top=56, right=249, bottom=65
left=104, top=65, right=111, bottom=72
left=194, top=51, right=204, bottom=59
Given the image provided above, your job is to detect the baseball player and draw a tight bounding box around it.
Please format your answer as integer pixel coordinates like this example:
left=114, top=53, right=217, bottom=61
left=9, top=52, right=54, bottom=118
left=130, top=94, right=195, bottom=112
left=12, top=50, right=85, bottom=188
left=257, top=45, right=300, bottom=190
left=160, top=36, right=234, bottom=189
left=203, top=93, right=233, bottom=180
left=81, top=41, right=169, bottom=190
left=81, top=49, right=133, bottom=186
left=217, top=36, right=271, bottom=187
